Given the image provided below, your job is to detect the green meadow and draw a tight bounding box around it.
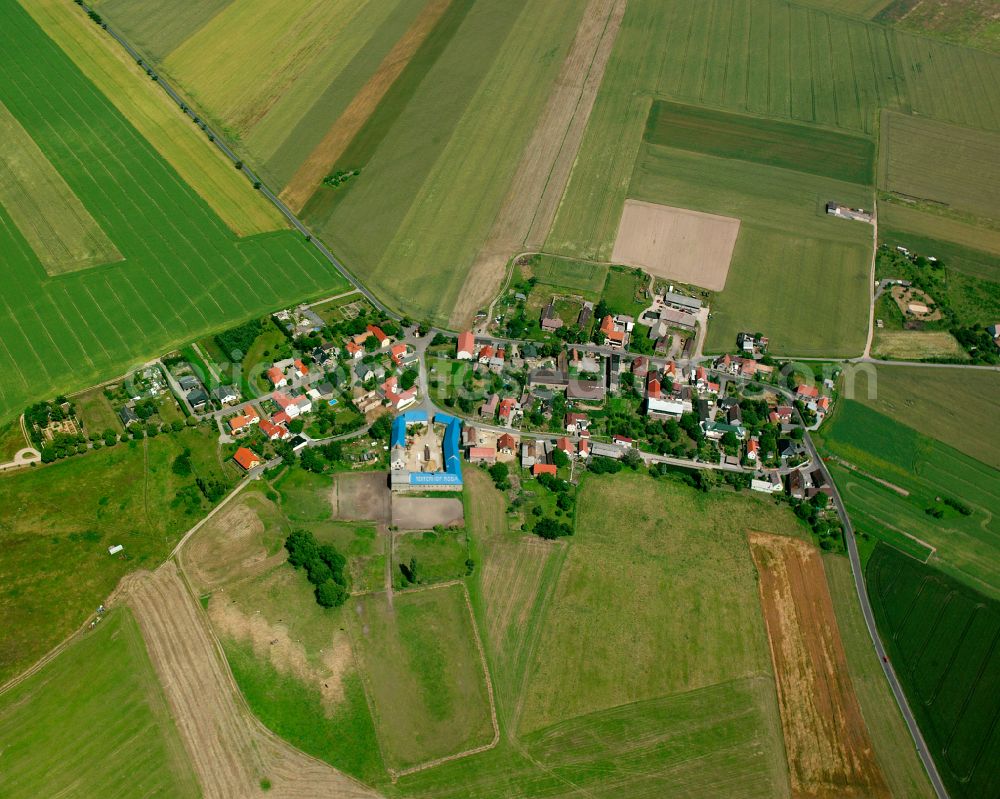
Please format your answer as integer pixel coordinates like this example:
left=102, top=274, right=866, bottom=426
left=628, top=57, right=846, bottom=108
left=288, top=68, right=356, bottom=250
left=820, top=400, right=1000, bottom=596
left=868, top=544, right=1000, bottom=799
left=0, top=427, right=235, bottom=684
left=0, top=0, right=347, bottom=424
left=0, top=608, right=199, bottom=798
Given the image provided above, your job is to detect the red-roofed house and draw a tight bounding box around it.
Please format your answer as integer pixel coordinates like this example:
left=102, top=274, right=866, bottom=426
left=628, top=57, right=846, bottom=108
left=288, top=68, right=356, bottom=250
left=796, top=384, right=819, bottom=399
left=294, top=359, right=309, bottom=377
left=274, top=392, right=311, bottom=418
left=273, top=411, right=291, bottom=426
left=477, top=345, right=494, bottom=364
left=267, top=366, right=287, bottom=388
left=631, top=356, right=649, bottom=378
left=578, top=439, right=590, bottom=458
left=380, top=375, right=418, bottom=410
left=646, top=376, right=661, bottom=400
left=228, top=407, right=260, bottom=435
left=612, top=435, right=633, bottom=447
left=532, top=463, right=557, bottom=476
left=456, top=331, right=475, bottom=360
left=259, top=418, right=289, bottom=441
left=345, top=340, right=363, bottom=359
left=746, top=438, right=759, bottom=461
left=817, top=396, right=830, bottom=412
left=556, top=437, right=573, bottom=457
left=367, top=324, right=389, bottom=347
left=775, top=405, right=794, bottom=423
left=600, top=315, right=626, bottom=349
left=497, top=433, right=516, bottom=453
left=498, top=397, right=519, bottom=426
left=467, top=446, right=497, bottom=464
left=233, top=447, right=262, bottom=471
left=564, top=412, right=588, bottom=433
left=390, top=343, right=408, bottom=366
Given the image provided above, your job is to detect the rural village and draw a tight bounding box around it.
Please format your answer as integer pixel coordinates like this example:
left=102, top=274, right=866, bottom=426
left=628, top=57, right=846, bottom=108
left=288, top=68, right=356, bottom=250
left=1, top=1, right=998, bottom=799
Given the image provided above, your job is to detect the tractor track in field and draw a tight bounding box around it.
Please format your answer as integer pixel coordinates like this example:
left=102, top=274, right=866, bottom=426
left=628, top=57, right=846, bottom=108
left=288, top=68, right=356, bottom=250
left=128, top=562, right=381, bottom=799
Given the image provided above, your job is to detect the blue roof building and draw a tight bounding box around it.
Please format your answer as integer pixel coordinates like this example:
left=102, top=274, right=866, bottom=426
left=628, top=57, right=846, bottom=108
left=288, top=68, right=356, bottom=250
left=389, top=411, right=463, bottom=490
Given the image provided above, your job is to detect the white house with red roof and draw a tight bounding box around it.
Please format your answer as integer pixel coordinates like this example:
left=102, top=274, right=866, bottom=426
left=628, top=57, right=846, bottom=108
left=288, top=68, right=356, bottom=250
left=259, top=418, right=289, bottom=441
left=390, top=343, right=408, bottom=366
left=477, top=344, right=494, bottom=365
left=267, top=366, right=288, bottom=388
left=796, top=383, right=819, bottom=400
left=456, top=331, right=475, bottom=360
left=556, top=437, right=574, bottom=457
left=293, top=359, right=309, bottom=378
left=746, top=437, right=759, bottom=461
left=577, top=439, right=590, bottom=458
left=274, top=392, right=312, bottom=418
left=564, top=412, right=588, bottom=433
left=498, top=397, right=519, bottom=427
left=367, top=324, right=390, bottom=348
left=599, top=315, right=628, bottom=349
left=381, top=375, right=417, bottom=410
left=345, top=340, right=364, bottom=359
left=228, top=406, right=260, bottom=435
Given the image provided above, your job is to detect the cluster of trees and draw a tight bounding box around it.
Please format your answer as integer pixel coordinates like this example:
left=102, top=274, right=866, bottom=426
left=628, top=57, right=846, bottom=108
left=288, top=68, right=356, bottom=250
left=215, top=319, right=263, bottom=360
left=533, top=517, right=573, bottom=539
left=322, top=168, right=360, bottom=188
left=285, top=530, right=349, bottom=608
left=40, top=432, right=87, bottom=463
left=299, top=441, right=345, bottom=474
left=488, top=461, right=510, bottom=491
left=792, top=494, right=844, bottom=552
left=24, top=398, right=74, bottom=447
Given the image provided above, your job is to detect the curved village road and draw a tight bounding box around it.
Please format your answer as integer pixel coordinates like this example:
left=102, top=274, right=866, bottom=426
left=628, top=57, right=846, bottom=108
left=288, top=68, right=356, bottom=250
left=79, top=9, right=950, bottom=797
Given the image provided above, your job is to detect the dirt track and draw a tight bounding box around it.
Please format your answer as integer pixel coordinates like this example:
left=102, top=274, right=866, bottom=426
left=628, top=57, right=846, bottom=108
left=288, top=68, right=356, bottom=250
left=128, top=563, right=380, bottom=799
left=449, top=0, right=627, bottom=327
left=749, top=533, right=889, bottom=799
left=280, top=0, right=453, bottom=213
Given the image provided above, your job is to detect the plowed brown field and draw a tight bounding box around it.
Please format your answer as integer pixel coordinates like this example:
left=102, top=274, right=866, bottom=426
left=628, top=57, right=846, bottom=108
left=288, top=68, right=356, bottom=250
left=749, top=533, right=889, bottom=799
left=128, top=563, right=379, bottom=799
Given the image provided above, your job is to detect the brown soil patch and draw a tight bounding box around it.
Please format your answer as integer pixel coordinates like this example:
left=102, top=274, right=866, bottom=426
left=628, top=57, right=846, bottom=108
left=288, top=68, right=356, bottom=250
left=449, top=0, right=627, bottom=327
left=128, top=563, right=379, bottom=799
left=611, top=200, right=740, bottom=291
left=390, top=496, right=464, bottom=530
left=209, top=591, right=351, bottom=707
left=279, top=0, right=454, bottom=213
left=181, top=497, right=281, bottom=593
left=332, top=472, right=391, bottom=522
left=749, top=533, right=889, bottom=799
left=890, top=284, right=942, bottom=322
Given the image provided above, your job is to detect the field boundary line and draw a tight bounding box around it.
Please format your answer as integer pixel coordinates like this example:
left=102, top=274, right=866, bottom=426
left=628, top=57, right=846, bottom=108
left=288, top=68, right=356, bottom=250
left=388, top=580, right=500, bottom=780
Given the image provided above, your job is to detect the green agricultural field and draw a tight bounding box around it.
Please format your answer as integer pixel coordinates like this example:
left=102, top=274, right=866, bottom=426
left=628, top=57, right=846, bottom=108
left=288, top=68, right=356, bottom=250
left=820, top=400, right=1000, bottom=596
left=880, top=111, right=1000, bottom=221
left=93, top=0, right=234, bottom=61
left=0, top=0, right=348, bottom=424
left=549, top=0, right=1000, bottom=263
left=645, top=101, right=876, bottom=184
left=0, top=608, right=199, bottom=798
left=393, top=528, right=470, bottom=588
left=876, top=0, right=1000, bottom=55
left=527, top=254, right=609, bottom=297
left=879, top=208, right=1000, bottom=280
left=868, top=544, right=1000, bottom=799
left=305, top=0, right=589, bottom=324
left=0, top=421, right=27, bottom=462
left=518, top=472, right=802, bottom=732
left=629, top=145, right=871, bottom=355
left=0, top=427, right=234, bottom=684
left=848, top=365, right=1000, bottom=469
left=0, top=100, right=121, bottom=275
left=26, top=0, right=285, bottom=236
left=348, top=584, right=495, bottom=771
left=824, top=556, right=936, bottom=799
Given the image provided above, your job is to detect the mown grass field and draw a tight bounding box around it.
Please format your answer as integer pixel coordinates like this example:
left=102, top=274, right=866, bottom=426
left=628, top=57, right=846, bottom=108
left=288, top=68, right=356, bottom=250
left=820, top=400, right=1000, bottom=596
left=880, top=110, right=1000, bottom=221
left=518, top=473, right=799, bottom=734
left=25, top=0, right=284, bottom=236
left=0, top=427, right=234, bottom=684
left=871, top=330, right=970, bottom=360
left=876, top=0, right=1000, bottom=55
left=0, top=0, right=348, bottom=423
left=629, top=145, right=872, bottom=355
left=850, top=365, right=1000, bottom=469
left=0, top=608, right=200, bottom=798
left=527, top=254, right=609, bottom=297
left=348, top=584, right=494, bottom=771
left=868, top=543, right=1000, bottom=799
left=645, top=100, right=876, bottom=184
left=824, top=555, right=936, bottom=799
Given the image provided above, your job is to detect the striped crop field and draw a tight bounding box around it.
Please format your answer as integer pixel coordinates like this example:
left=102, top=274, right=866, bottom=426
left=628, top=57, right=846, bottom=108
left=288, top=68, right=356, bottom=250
left=25, top=0, right=285, bottom=236
left=880, top=111, right=1000, bottom=221
left=92, top=0, right=234, bottom=62
left=0, top=0, right=348, bottom=423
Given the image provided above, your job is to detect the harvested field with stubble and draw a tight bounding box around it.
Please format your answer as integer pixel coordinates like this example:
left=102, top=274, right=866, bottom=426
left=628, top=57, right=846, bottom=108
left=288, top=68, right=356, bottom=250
left=611, top=199, right=740, bottom=291
left=749, top=533, right=889, bottom=799
left=128, top=563, right=379, bottom=799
